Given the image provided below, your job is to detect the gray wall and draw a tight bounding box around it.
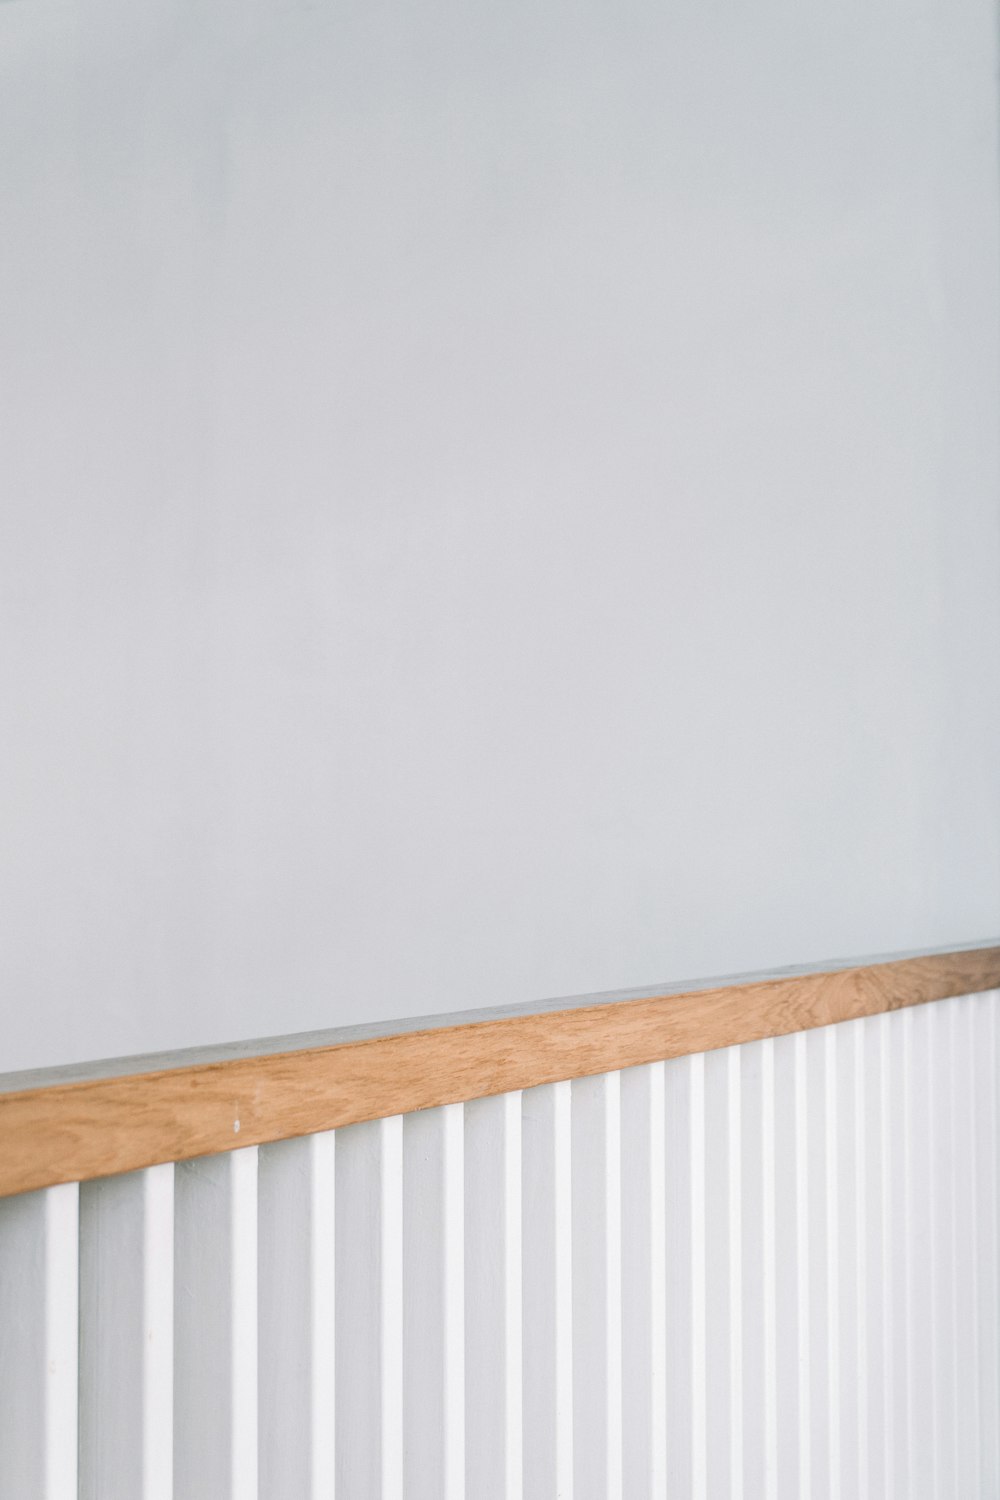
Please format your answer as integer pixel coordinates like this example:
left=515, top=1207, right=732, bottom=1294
left=2, top=0, right=998, bottom=1072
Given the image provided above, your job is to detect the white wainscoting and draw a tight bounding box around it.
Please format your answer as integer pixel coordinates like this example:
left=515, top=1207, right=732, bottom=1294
left=1, top=989, right=998, bottom=1498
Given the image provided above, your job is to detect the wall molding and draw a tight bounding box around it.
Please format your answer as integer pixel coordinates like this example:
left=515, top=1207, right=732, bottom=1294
left=2, top=942, right=999, bottom=1198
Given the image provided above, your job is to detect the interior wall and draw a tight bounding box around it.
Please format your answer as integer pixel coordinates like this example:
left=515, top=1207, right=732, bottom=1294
left=2, top=0, right=998, bottom=1071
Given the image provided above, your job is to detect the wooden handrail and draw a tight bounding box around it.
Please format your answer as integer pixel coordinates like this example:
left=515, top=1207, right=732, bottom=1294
left=1, top=942, right=998, bottom=1198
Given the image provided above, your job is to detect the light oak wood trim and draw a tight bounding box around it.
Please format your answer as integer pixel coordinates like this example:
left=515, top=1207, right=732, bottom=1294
left=2, top=944, right=999, bottom=1198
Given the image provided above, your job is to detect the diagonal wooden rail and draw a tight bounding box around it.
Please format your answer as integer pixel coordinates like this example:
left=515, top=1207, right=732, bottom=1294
left=2, top=941, right=998, bottom=1198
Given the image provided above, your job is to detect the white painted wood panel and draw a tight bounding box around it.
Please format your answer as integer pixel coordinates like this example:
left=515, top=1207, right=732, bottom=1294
left=620, top=1061, right=666, bottom=1500
left=952, top=997, right=980, bottom=1500
left=804, top=1024, right=835, bottom=1499
left=860, top=1014, right=888, bottom=1500
left=835, top=1018, right=864, bottom=1500
left=739, top=1037, right=778, bottom=1500
left=335, top=1115, right=404, bottom=1500
left=907, top=1002, right=936, bottom=1500
left=521, top=1080, right=573, bottom=1500
left=771, top=1031, right=806, bottom=1500
left=403, top=1103, right=465, bottom=1500
left=258, top=1131, right=336, bottom=1500
left=704, top=1045, right=741, bottom=1500
left=4, top=988, right=1000, bottom=1497
left=79, top=1163, right=173, bottom=1500
left=465, top=1091, right=522, bottom=1500
left=664, top=1050, right=705, bottom=1497
left=0, top=1182, right=78, bottom=1500
left=973, top=992, right=1000, bottom=1495
left=173, top=1147, right=258, bottom=1500
left=571, top=1071, right=623, bottom=1500
left=883, top=1004, right=911, bottom=1498
left=930, top=998, right=959, bottom=1499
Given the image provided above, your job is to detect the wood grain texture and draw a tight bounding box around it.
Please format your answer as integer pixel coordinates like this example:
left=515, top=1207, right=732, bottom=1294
left=2, top=946, right=999, bottom=1199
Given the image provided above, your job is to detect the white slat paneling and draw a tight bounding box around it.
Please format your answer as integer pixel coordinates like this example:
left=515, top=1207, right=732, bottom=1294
left=571, top=1071, right=623, bottom=1500
left=907, top=1002, right=936, bottom=1500
left=174, top=1146, right=258, bottom=1500
left=620, top=1061, right=666, bottom=1500
left=258, top=1131, right=336, bottom=1500
left=973, top=992, right=1000, bottom=1496
left=861, top=1014, right=890, bottom=1500
left=335, top=1114, right=404, bottom=1500
left=863, top=1014, right=893, bottom=1494
left=952, top=997, right=980, bottom=1500
left=79, top=1163, right=174, bottom=1500
left=522, top=1079, right=573, bottom=1500
left=805, top=1024, right=836, bottom=1498
left=930, top=997, right=958, bottom=1499
left=403, top=1102, right=465, bottom=1500
left=0, top=1181, right=78, bottom=1500
left=704, top=1045, right=741, bottom=1500
left=3, top=986, right=1000, bottom=1499
left=664, top=1051, right=706, bottom=1498
left=886, top=1004, right=911, bottom=1498
left=738, top=1037, right=777, bottom=1500
left=836, top=1017, right=864, bottom=1500
left=465, top=1091, right=523, bottom=1500
left=771, top=1031, right=806, bottom=1500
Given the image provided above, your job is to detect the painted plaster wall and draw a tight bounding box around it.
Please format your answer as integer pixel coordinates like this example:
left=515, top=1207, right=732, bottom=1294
left=1, top=0, right=998, bottom=1069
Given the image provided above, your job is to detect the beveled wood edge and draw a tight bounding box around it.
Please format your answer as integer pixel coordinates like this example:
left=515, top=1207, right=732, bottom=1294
left=2, top=942, right=998, bottom=1199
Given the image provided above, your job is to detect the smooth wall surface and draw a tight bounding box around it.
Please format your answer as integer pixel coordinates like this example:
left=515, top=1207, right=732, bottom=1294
left=1, top=0, right=999, bottom=1069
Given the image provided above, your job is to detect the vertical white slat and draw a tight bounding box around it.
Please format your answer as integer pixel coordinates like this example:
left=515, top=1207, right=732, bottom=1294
left=258, top=1131, right=336, bottom=1500
left=43, top=1183, right=78, bottom=1500
left=794, top=1030, right=813, bottom=1499
left=383, top=1117, right=405, bottom=1500
left=929, top=997, right=958, bottom=1500
left=174, top=1146, right=258, bottom=1500
left=664, top=1052, right=706, bottom=1498
left=335, top=1114, right=403, bottom=1500
left=571, top=1071, right=622, bottom=1500
left=907, top=1002, right=935, bottom=1500
left=691, top=1052, right=707, bottom=1500
left=79, top=1163, right=174, bottom=1500
left=951, top=996, right=979, bottom=1500
left=0, top=1181, right=78, bottom=1500
left=827, top=1027, right=843, bottom=1500
left=993, top=990, right=1000, bottom=1490
left=886, top=1006, right=911, bottom=1498
left=727, top=1048, right=744, bottom=1500
left=861, top=1013, right=890, bottom=1499
left=465, top=1091, right=522, bottom=1500
left=522, top=1079, right=573, bottom=1500
left=835, top=1018, right=863, bottom=1500
left=853, top=1019, right=868, bottom=1500
left=771, top=1032, right=804, bottom=1500
left=739, top=1040, right=764, bottom=1500
left=403, top=1102, right=465, bottom=1500
left=704, top=1046, right=741, bottom=1500
left=739, top=1038, right=776, bottom=1500
left=620, top=1061, right=666, bottom=1500
left=973, top=991, right=1000, bottom=1496
left=760, top=1038, right=778, bottom=1499
left=803, top=1026, right=831, bottom=1498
